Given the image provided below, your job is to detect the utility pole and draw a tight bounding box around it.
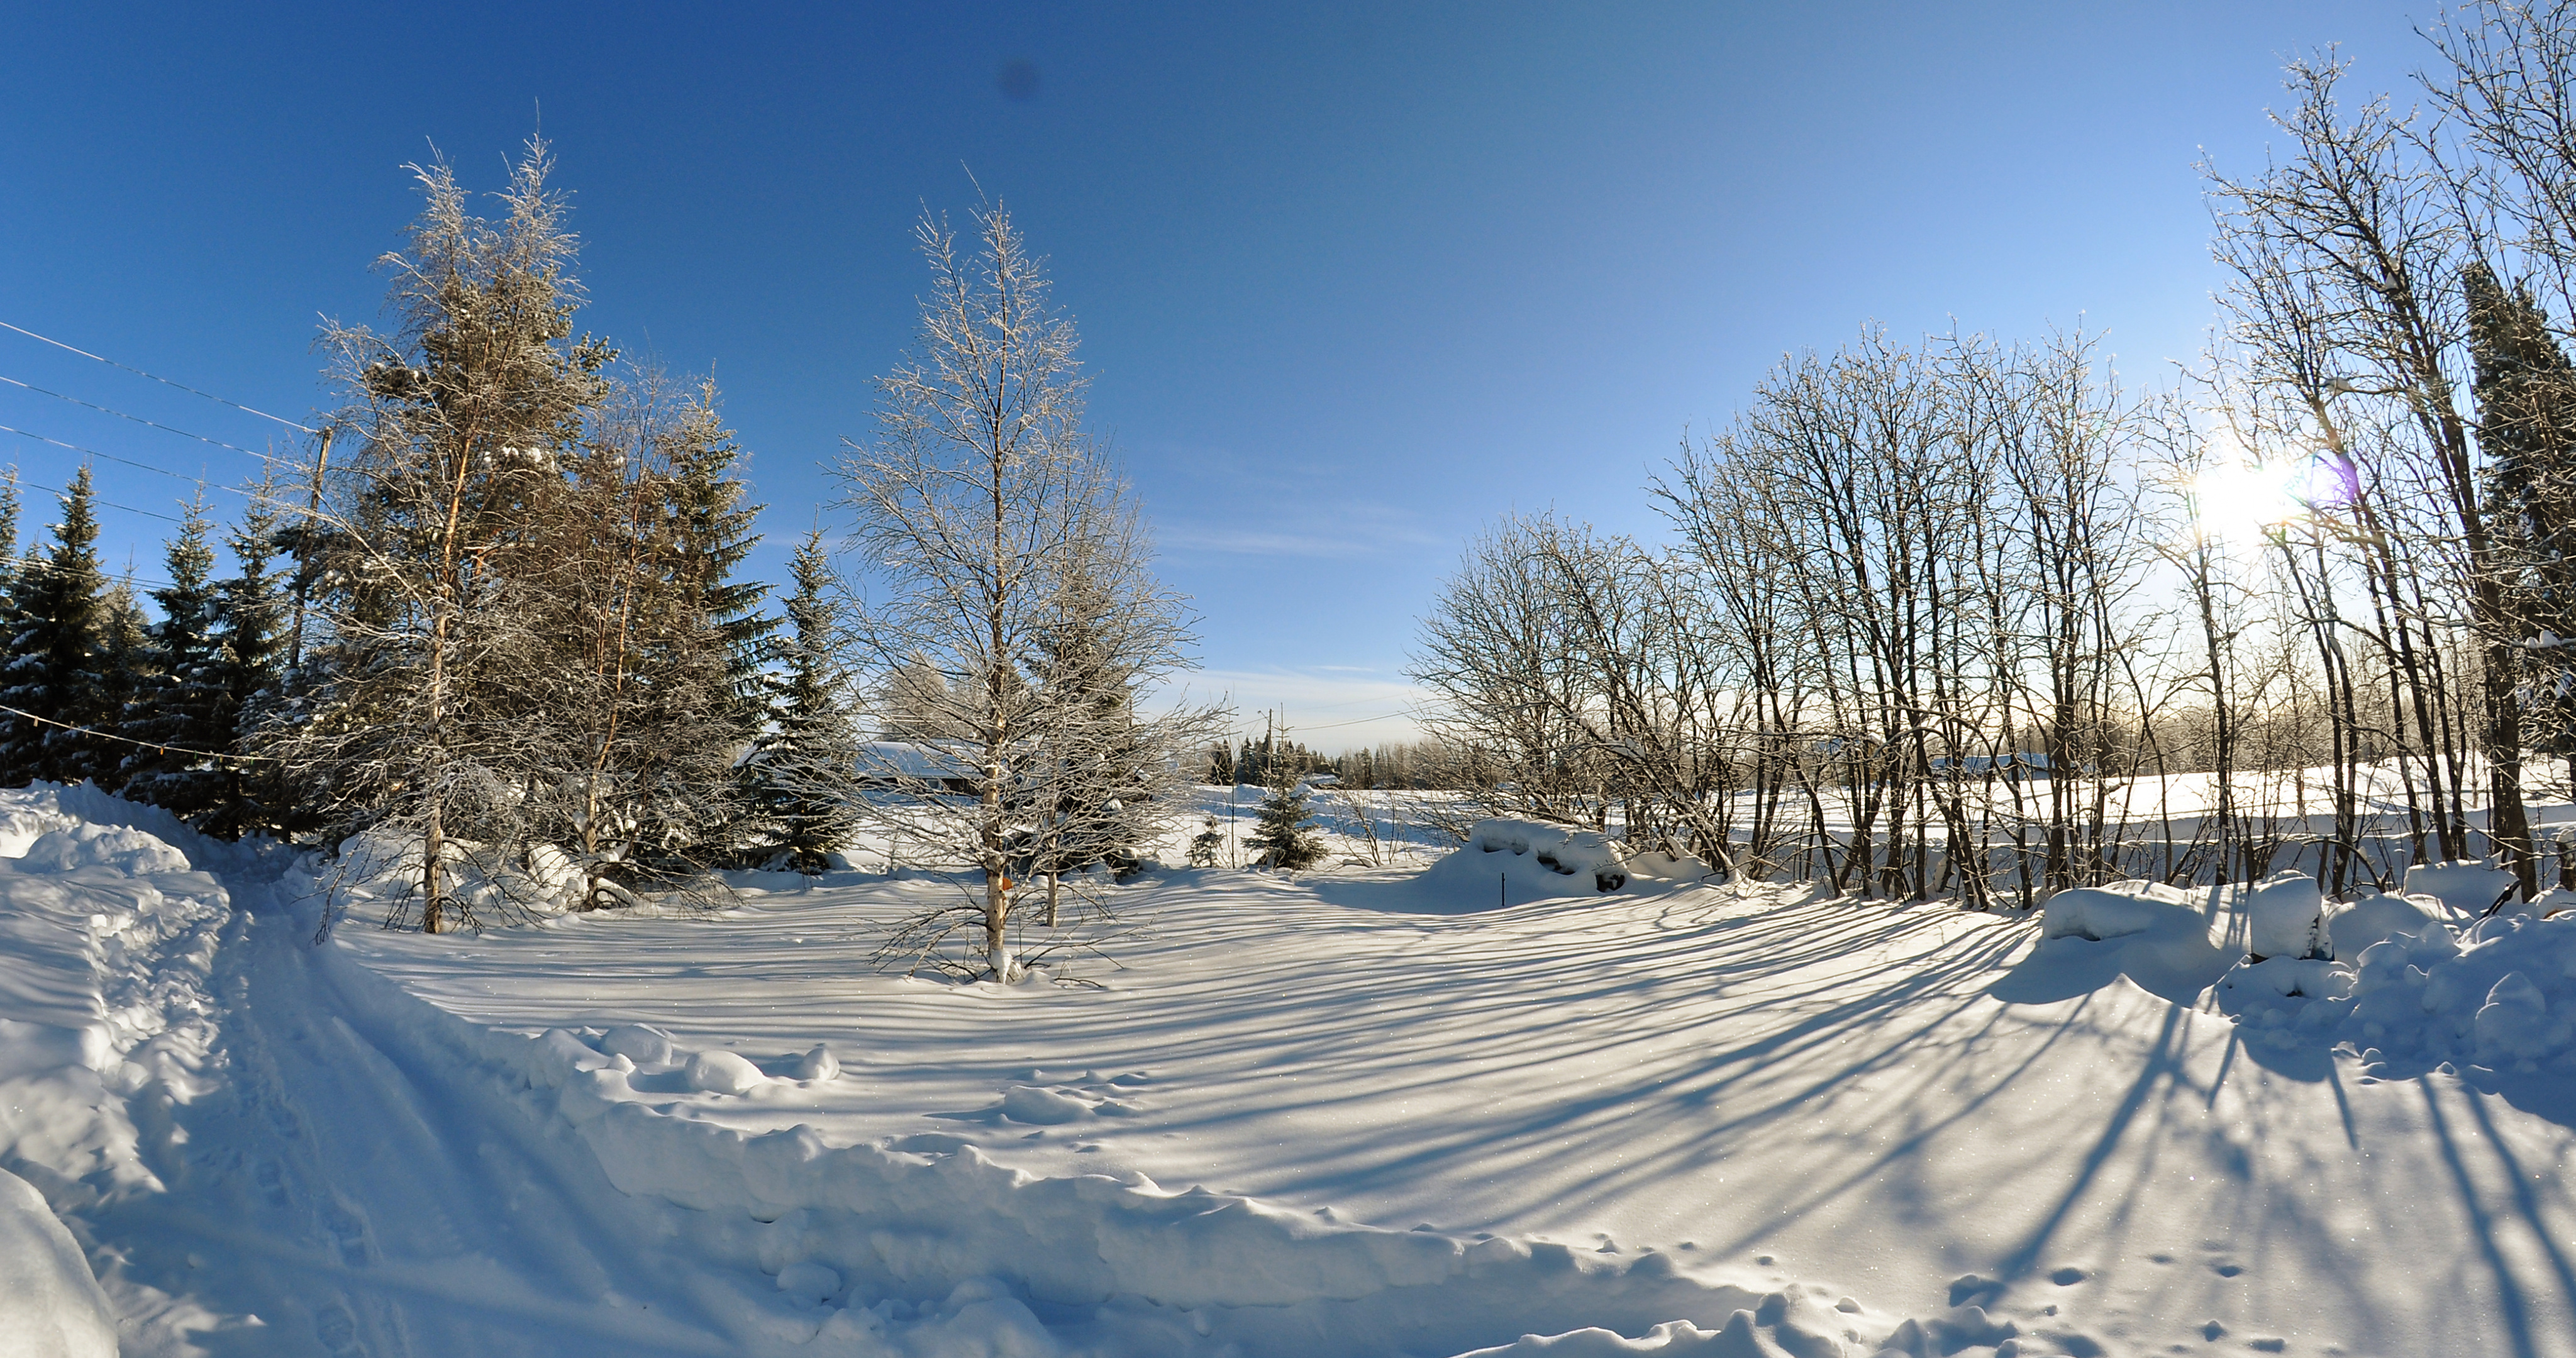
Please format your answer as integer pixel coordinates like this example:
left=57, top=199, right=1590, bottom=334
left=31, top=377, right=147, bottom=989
left=286, top=423, right=335, bottom=673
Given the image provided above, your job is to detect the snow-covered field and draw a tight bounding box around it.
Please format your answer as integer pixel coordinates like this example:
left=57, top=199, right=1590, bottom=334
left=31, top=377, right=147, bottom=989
left=6, top=783, right=2576, bottom=1355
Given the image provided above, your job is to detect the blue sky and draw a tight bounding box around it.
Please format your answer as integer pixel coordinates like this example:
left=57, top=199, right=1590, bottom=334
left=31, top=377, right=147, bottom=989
left=0, top=1, right=2430, bottom=749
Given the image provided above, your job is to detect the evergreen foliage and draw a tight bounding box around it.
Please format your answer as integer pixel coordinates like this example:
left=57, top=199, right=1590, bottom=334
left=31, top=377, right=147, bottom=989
left=1247, top=767, right=1324, bottom=871
left=662, top=384, right=779, bottom=721
left=2469, top=261, right=2576, bottom=767
left=203, top=499, right=292, bottom=839
left=0, top=466, right=108, bottom=787
left=93, top=582, right=150, bottom=794
left=121, top=498, right=228, bottom=813
left=745, top=530, right=861, bottom=873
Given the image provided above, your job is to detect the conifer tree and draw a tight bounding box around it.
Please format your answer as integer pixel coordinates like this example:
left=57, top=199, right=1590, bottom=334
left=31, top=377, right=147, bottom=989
left=0, top=469, right=17, bottom=596
left=0, top=466, right=108, bottom=786
left=2470, top=260, right=2576, bottom=781
left=204, top=499, right=291, bottom=839
left=122, top=497, right=228, bottom=812
left=745, top=530, right=860, bottom=873
left=93, top=581, right=150, bottom=794
left=1247, top=762, right=1325, bottom=871
left=662, top=382, right=778, bottom=719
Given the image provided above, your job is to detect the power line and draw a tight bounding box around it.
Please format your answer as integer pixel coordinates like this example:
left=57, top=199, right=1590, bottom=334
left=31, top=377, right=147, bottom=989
left=0, top=700, right=275, bottom=763
left=0, top=372, right=279, bottom=460
left=0, top=420, right=255, bottom=489
left=6, top=472, right=182, bottom=522
left=0, top=318, right=316, bottom=434
left=0, top=552, right=181, bottom=593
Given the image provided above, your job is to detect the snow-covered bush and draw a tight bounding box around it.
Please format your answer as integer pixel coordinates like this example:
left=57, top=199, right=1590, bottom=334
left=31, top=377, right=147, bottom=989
left=2403, top=860, right=2516, bottom=917
left=1463, top=820, right=1628, bottom=893
left=2245, top=871, right=2324, bottom=959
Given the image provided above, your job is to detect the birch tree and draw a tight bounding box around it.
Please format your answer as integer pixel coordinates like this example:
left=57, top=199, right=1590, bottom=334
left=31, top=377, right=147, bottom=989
left=840, top=203, right=1216, bottom=981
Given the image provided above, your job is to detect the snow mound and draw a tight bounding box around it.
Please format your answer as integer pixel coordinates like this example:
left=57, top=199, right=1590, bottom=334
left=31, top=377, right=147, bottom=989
left=600, top=1023, right=676, bottom=1066
left=2215, top=909, right=2576, bottom=1076
left=2402, top=861, right=2514, bottom=917
left=794, top=1042, right=840, bottom=1081
left=686, top=1048, right=767, bottom=1095
left=1461, top=820, right=1630, bottom=892
left=0, top=1166, right=115, bottom=1358
left=2003, top=881, right=2231, bottom=1005
left=2245, top=871, right=2323, bottom=960
left=2324, top=893, right=2440, bottom=960
left=8, top=824, right=191, bottom=878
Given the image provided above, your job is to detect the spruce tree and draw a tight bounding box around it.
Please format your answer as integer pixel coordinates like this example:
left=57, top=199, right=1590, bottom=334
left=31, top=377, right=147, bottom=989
left=2469, top=260, right=2576, bottom=779
left=93, top=582, right=150, bottom=794
left=122, top=498, right=228, bottom=813
left=745, top=530, right=860, bottom=873
left=204, top=499, right=291, bottom=839
left=663, top=384, right=779, bottom=719
left=1247, top=765, right=1324, bottom=871
left=0, top=466, right=109, bottom=786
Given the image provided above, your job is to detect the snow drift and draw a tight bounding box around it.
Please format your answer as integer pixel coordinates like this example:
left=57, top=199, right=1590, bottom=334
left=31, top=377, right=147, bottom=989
left=1998, top=880, right=2233, bottom=1003
left=0, top=788, right=231, bottom=1357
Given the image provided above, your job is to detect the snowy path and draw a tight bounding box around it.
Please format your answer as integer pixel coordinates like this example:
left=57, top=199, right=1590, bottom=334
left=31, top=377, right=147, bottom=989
left=89, top=885, right=763, bottom=1357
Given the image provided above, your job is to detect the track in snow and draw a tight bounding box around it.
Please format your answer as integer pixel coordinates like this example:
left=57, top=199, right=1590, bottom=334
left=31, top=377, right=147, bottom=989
left=89, top=884, right=761, bottom=1358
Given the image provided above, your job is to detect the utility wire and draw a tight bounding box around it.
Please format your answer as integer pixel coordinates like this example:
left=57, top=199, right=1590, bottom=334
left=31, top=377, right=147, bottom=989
left=0, top=421, right=252, bottom=489
left=0, top=552, right=181, bottom=593
left=6, top=472, right=181, bottom=522
left=0, top=372, right=279, bottom=460
left=0, top=700, right=275, bottom=763
left=1279, top=709, right=1416, bottom=732
left=0, top=319, right=316, bottom=433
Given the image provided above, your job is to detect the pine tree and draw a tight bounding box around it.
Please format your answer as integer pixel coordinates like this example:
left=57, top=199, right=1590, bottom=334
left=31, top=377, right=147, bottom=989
left=1246, top=748, right=1324, bottom=871
left=658, top=383, right=779, bottom=864
left=2470, top=260, right=2576, bottom=780
left=121, top=498, right=228, bottom=814
left=662, top=382, right=779, bottom=719
left=204, top=499, right=291, bottom=839
left=0, top=469, right=17, bottom=597
left=0, top=466, right=109, bottom=787
left=745, top=530, right=860, bottom=873
left=94, top=582, right=150, bottom=794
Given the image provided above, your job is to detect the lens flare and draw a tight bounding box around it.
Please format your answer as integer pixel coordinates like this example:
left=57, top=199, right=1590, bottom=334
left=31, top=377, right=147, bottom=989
left=2189, top=458, right=2313, bottom=545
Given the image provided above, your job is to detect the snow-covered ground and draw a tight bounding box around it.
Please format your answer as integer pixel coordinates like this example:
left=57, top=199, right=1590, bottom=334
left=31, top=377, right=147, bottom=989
left=8, top=783, right=2576, bottom=1355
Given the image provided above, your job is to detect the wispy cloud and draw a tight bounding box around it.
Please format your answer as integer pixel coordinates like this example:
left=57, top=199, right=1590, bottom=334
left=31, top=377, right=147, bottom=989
left=1159, top=529, right=1390, bottom=559
left=1148, top=666, right=1431, bottom=749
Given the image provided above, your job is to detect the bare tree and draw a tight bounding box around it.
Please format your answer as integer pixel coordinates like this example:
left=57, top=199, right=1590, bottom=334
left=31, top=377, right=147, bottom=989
left=839, top=203, right=1218, bottom=981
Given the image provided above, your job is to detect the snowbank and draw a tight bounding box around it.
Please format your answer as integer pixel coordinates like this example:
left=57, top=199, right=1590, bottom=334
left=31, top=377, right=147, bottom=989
left=2004, top=881, right=2232, bottom=1004
left=1458, top=819, right=1630, bottom=892
left=0, top=1164, right=116, bottom=1358
left=0, top=787, right=231, bottom=1355
left=2404, top=861, right=2517, bottom=917
left=2211, top=903, right=2576, bottom=1079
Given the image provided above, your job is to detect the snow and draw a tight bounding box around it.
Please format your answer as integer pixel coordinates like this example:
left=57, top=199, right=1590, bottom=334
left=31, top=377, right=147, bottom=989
left=13, top=784, right=2576, bottom=1354
left=2404, top=859, right=2519, bottom=916
left=2015, top=879, right=2233, bottom=1003
left=2244, top=869, right=2324, bottom=959
left=0, top=1165, right=116, bottom=1358
left=1458, top=818, right=1631, bottom=892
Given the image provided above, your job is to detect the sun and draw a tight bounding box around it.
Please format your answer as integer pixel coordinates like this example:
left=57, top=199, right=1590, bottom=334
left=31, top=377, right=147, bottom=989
left=2188, top=458, right=2311, bottom=547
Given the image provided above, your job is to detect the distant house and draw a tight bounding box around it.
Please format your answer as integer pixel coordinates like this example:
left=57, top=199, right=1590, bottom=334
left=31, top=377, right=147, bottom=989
left=855, top=741, right=982, bottom=796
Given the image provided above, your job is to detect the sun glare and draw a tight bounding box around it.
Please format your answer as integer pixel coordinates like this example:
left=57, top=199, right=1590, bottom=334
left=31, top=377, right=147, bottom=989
left=2189, top=459, right=2311, bottom=546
